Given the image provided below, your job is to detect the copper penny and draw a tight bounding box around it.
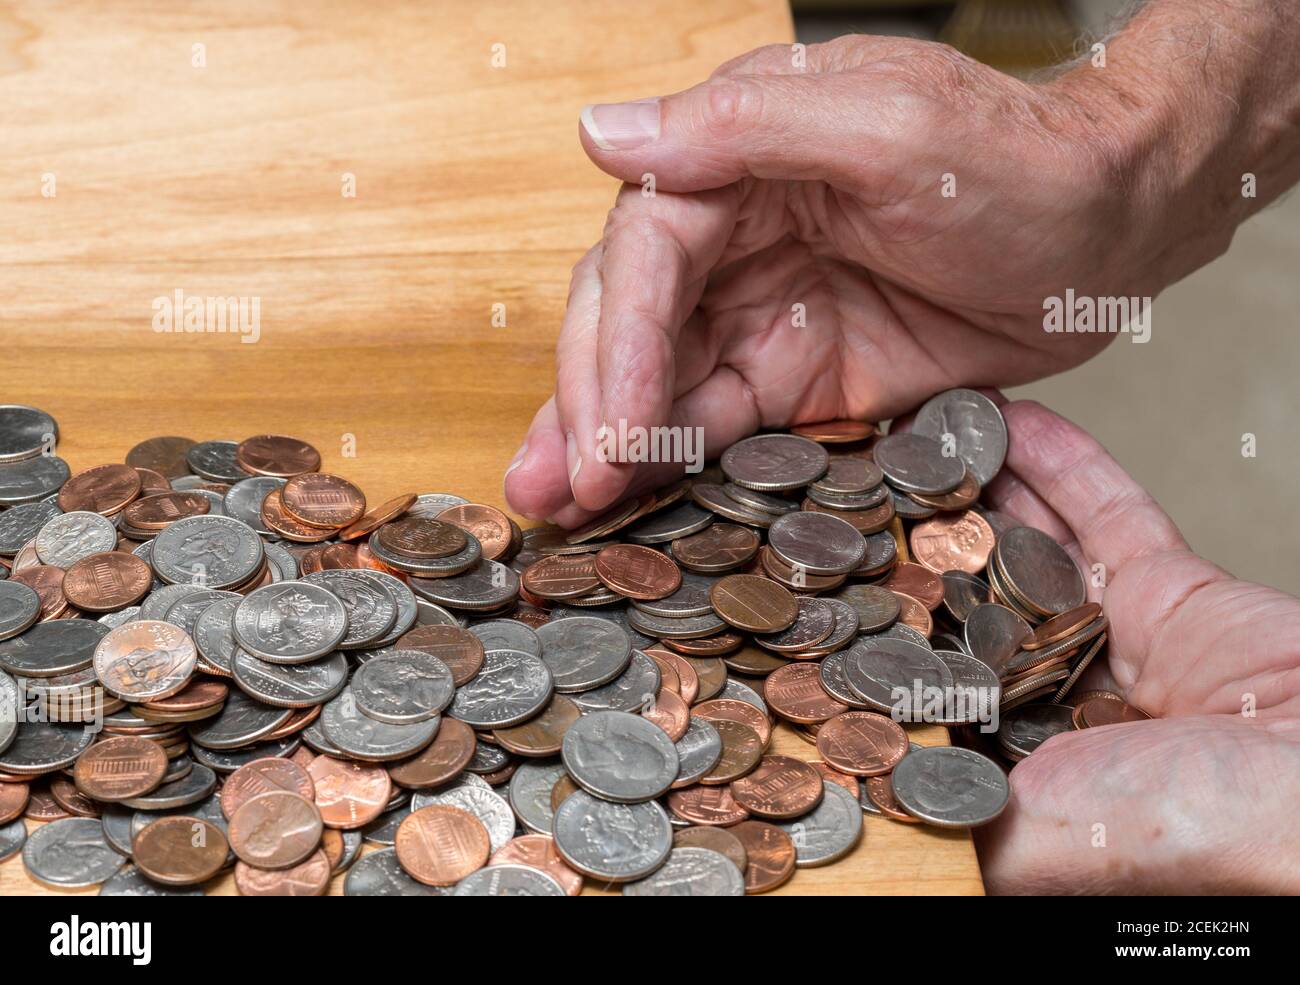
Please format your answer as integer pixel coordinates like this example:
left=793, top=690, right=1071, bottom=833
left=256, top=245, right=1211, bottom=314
left=50, top=778, right=102, bottom=817
left=666, top=783, right=750, bottom=826
left=227, top=790, right=323, bottom=868
left=520, top=554, right=601, bottom=599
left=134, top=467, right=171, bottom=495
left=0, top=782, right=29, bottom=823
left=909, top=512, right=995, bottom=576
left=61, top=551, right=152, bottom=612
left=73, top=736, right=167, bottom=801
left=339, top=493, right=418, bottom=541
left=816, top=711, right=909, bottom=776
left=662, top=631, right=744, bottom=657
left=395, top=804, right=490, bottom=886
left=680, top=654, right=727, bottom=702
left=436, top=503, right=513, bottom=561
left=549, top=774, right=581, bottom=813
left=731, top=819, right=796, bottom=893
left=759, top=546, right=846, bottom=592
left=375, top=517, right=468, bottom=559
left=307, top=754, right=392, bottom=829
left=1024, top=602, right=1104, bottom=650
left=709, top=574, right=798, bottom=633
left=763, top=662, right=850, bottom=724
left=882, top=562, right=945, bottom=611
left=280, top=472, right=365, bottom=529
left=122, top=491, right=211, bottom=530
left=730, top=755, right=823, bottom=819
left=811, top=760, right=861, bottom=798
left=908, top=470, right=981, bottom=511
left=260, top=488, right=337, bottom=542
left=24, top=787, right=70, bottom=821
left=493, top=694, right=581, bottom=756
left=126, top=436, right=197, bottom=479
left=388, top=715, right=477, bottom=788
left=646, top=646, right=699, bottom=705
left=234, top=848, right=331, bottom=896
left=593, top=544, right=681, bottom=601
left=133, top=816, right=230, bottom=885
left=491, top=835, right=583, bottom=896
left=319, top=542, right=359, bottom=569
left=790, top=419, right=877, bottom=443
left=671, top=523, right=761, bottom=572
left=139, top=679, right=228, bottom=713
left=724, top=645, right=790, bottom=675
left=699, top=719, right=764, bottom=785
left=865, top=774, right=920, bottom=822
left=8, top=565, right=68, bottom=620
left=1074, top=694, right=1150, bottom=728
left=393, top=624, right=485, bottom=686
left=235, top=434, right=322, bottom=478
left=693, top=698, right=772, bottom=746
left=94, top=619, right=197, bottom=702
left=263, top=705, right=320, bottom=741
left=673, top=825, right=748, bottom=872
left=643, top=688, right=691, bottom=741
left=644, top=649, right=682, bottom=694
left=57, top=463, right=142, bottom=515
left=894, top=592, right=934, bottom=637
left=221, top=756, right=316, bottom=819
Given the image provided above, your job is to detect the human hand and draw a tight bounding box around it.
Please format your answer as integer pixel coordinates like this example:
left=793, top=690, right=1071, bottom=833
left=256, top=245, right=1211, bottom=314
left=505, top=34, right=1163, bottom=526
left=976, top=399, right=1300, bottom=894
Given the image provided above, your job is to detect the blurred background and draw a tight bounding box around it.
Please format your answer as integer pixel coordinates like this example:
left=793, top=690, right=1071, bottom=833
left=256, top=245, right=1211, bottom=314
left=793, top=0, right=1300, bottom=595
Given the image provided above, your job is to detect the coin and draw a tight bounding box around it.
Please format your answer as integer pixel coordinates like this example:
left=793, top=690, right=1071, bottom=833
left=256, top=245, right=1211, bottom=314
left=352, top=650, right=454, bottom=724
left=235, top=434, right=321, bottom=478
left=93, top=619, right=196, bottom=701
left=843, top=637, right=953, bottom=718
left=790, top=419, right=876, bottom=443
left=22, top=816, right=124, bottom=888
left=394, top=624, right=484, bottom=685
left=73, top=736, right=167, bottom=801
left=0, top=581, right=41, bottom=641
left=763, top=662, right=849, bottom=724
left=994, top=526, right=1087, bottom=616
left=721, top=434, right=828, bottom=491
left=767, top=510, right=867, bottom=575
left=775, top=780, right=862, bottom=866
left=220, top=756, right=315, bottom=818
left=709, top=574, right=798, bottom=633
left=493, top=694, right=581, bottom=756
left=562, top=710, right=679, bottom=803
left=228, top=789, right=323, bottom=868
left=534, top=616, right=632, bottom=692
left=816, top=711, right=908, bottom=776
left=449, top=649, right=553, bottom=727
left=234, top=848, right=331, bottom=896
left=281, top=472, right=366, bottom=528
left=344, top=846, right=447, bottom=896
left=132, top=815, right=229, bottom=886
left=1074, top=693, right=1150, bottom=729
left=58, top=463, right=142, bottom=515
left=0, top=405, right=59, bottom=463
left=553, top=790, right=672, bottom=882
left=964, top=602, right=1032, bottom=675
left=594, top=543, right=681, bottom=600
left=623, top=845, right=746, bottom=896
left=151, top=514, right=265, bottom=588
left=731, top=754, right=823, bottom=819
left=35, top=510, right=118, bottom=567
left=912, top=387, right=1007, bottom=486
left=233, top=581, right=348, bottom=663
left=338, top=493, right=418, bottom=541
left=889, top=746, right=1009, bottom=827
left=831, top=583, right=901, bottom=633
left=730, top=819, right=796, bottom=893
left=320, top=688, right=439, bottom=762
left=392, top=803, right=490, bottom=886
left=0, top=455, right=71, bottom=506
left=61, top=551, right=153, bottom=612
left=521, top=553, right=601, bottom=599
left=435, top=503, right=514, bottom=561
left=388, top=716, right=476, bottom=789
left=490, top=834, right=583, bottom=895
left=873, top=433, right=966, bottom=495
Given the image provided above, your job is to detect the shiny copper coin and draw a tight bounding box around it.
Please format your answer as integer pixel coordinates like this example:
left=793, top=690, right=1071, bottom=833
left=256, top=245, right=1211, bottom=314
left=395, top=804, right=490, bottom=886
left=339, top=492, right=417, bottom=541
left=353, top=539, right=406, bottom=577
left=909, top=512, right=995, bottom=576
left=699, top=719, right=764, bottom=785
left=491, top=835, right=584, bottom=896
left=709, top=574, right=798, bottom=633
left=671, top=523, right=761, bottom=572
left=8, top=565, right=68, bottom=620
left=730, top=755, right=824, bottom=819
left=0, top=782, right=29, bottom=824
left=133, top=816, right=230, bottom=885
left=125, top=436, right=196, bottom=479
left=731, top=820, right=797, bottom=893
left=263, top=705, right=320, bottom=741
left=234, top=848, right=331, bottom=896
left=122, top=491, right=211, bottom=530
left=393, top=624, right=485, bottom=685
left=894, top=592, right=934, bottom=637
left=134, top=467, right=171, bottom=494
left=1074, top=694, right=1151, bottom=729
left=666, top=783, right=750, bottom=826
left=61, top=551, right=152, bottom=612
left=790, top=419, right=877, bottom=443
left=57, top=463, right=142, bottom=515
left=520, top=553, right=601, bottom=599
left=307, top=754, right=392, bottom=829
left=235, top=434, right=321, bottom=478
left=227, top=790, right=323, bottom=869
left=280, top=472, right=365, bottom=528
left=49, top=778, right=101, bottom=818
left=645, top=650, right=682, bottom=694
left=681, top=654, right=727, bottom=702
left=764, top=662, right=850, bottom=724
left=221, top=757, right=316, bottom=819
left=593, top=543, right=682, bottom=600
left=693, top=698, right=772, bottom=746
left=673, top=825, right=748, bottom=872
left=319, top=542, right=359, bottom=569
left=1024, top=602, right=1104, bottom=650
left=646, top=646, right=699, bottom=705
left=436, top=503, right=513, bottom=561
left=882, top=562, right=945, bottom=611
left=865, top=774, right=921, bottom=822
left=908, top=469, right=981, bottom=510
left=375, top=517, right=468, bottom=559
left=816, top=711, right=908, bottom=776
left=94, top=620, right=197, bottom=702
left=139, top=679, right=228, bottom=714
left=803, top=497, right=894, bottom=534
left=260, top=488, right=336, bottom=542
left=662, top=631, right=744, bottom=657
left=642, top=688, right=691, bottom=742
left=388, top=716, right=477, bottom=788
left=73, top=736, right=167, bottom=801
left=494, top=694, right=581, bottom=756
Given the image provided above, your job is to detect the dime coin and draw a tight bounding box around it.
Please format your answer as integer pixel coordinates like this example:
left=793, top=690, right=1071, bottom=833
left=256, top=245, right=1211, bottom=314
left=0, top=500, right=62, bottom=556
left=889, top=746, right=1009, bottom=827
left=35, top=510, right=118, bottom=567
left=186, top=440, right=249, bottom=482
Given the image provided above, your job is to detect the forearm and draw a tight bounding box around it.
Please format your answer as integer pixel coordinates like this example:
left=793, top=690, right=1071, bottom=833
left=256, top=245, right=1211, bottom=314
left=1049, top=0, right=1300, bottom=289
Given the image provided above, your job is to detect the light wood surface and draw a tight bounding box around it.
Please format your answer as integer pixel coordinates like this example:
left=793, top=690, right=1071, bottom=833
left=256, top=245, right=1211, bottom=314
left=0, top=0, right=983, bottom=896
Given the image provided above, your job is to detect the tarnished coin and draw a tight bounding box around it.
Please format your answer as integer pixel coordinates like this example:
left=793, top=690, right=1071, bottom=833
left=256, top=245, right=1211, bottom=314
left=721, top=434, right=828, bottom=491
left=35, top=510, right=117, bottom=567
left=119, top=762, right=217, bottom=810
left=0, top=721, right=96, bottom=774
left=623, top=846, right=745, bottom=896
left=709, top=574, right=798, bottom=633
left=562, top=711, right=680, bottom=803
left=454, top=862, right=566, bottom=896
left=767, top=511, right=867, bottom=576
left=816, top=711, right=908, bottom=776
left=0, top=818, right=24, bottom=863
left=731, top=755, right=823, bottom=819
left=22, top=817, right=124, bottom=888
left=73, top=736, right=167, bottom=802
left=0, top=405, right=59, bottom=463
left=387, top=716, right=476, bottom=789
left=494, top=694, right=581, bottom=756
left=671, top=522, right=761, bottom=572
left=553, top=790, right=672, bottom=883
left=93, top=619, right=196, bottom=701
left=831, top=583, right=901, bottom=633
left=843, top=637, right=953, bottom=718
left=889, top=746, right=1009, bottom=827
left=934, top=650, right=1001, bottom=724
left=964, top=603, right=1032, bottom=675
left=912, top=388, right=1008, bottom=486
left=0, top=581, right=41, bottom=642
left=151, top=515, right=265, bottom=589
left=873, top=433, right=966, bottom=495
left=228, top=789, right=323, bottom=868
left=132, top=815, right=229, bottom=886
left=352, top=650, right=454, bottom=724
left=534, top=616, right=632, bottom=692
left=994, top=526, right=1087, bottom=617
left=775, top=780, right=862, bottom=867
left=233, top=581, right=348, bottom=663
left=942, top=570, right=990, bottom=622
left=320, top=689, right=439, bottom=762
left=192, top=597, right=240, bottom=673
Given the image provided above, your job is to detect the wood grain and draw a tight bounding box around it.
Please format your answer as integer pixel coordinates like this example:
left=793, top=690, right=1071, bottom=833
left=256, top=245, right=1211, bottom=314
left=0, top=0, right=983, bottom=896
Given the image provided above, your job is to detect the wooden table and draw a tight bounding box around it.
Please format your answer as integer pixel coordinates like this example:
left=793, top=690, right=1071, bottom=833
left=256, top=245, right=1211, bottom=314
left=0, top=0, right=983, bottom=896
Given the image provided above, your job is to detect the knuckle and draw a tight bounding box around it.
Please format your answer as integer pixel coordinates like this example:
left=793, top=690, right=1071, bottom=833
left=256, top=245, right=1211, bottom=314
left=696, top=78, right=765, bottom=141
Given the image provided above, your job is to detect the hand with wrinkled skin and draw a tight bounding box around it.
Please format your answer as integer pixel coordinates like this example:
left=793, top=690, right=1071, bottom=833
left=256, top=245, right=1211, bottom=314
left=976, top=399, right=1300, bottom=895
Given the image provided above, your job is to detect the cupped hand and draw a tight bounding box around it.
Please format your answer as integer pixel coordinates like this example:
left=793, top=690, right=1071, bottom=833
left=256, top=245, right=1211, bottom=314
left=506, top=35, right=1157, bottom=526
left=977, top=399, right=1300, bottom=895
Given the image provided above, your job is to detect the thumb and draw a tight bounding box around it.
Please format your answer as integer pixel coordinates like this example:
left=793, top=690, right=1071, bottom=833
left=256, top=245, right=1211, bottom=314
left=579, top=73, right=877, bottom=193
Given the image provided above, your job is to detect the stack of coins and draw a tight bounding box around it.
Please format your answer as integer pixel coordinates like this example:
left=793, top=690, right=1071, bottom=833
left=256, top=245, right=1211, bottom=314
left=0, top=392, right=1147, bottom=895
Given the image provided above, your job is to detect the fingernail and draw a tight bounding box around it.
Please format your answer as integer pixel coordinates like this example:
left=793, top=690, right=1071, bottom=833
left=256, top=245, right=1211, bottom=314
left=565, top=430, right=582, bottom=489
left=580, top=99, right=661, bottom=151
left=505, top=440, right=528, bottom=478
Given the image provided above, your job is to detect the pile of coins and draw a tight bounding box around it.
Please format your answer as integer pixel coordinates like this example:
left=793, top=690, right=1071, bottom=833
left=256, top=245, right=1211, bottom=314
left=0, top=391, right=1147, bottom=895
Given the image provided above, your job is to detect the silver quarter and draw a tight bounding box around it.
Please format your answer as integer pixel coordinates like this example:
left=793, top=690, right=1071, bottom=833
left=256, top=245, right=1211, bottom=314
left=0, top=720, right=95, bottom=774
left=569, top=649, right=661, bottom=714
left=0, top=618, right=109, bottom=678
left=873, top=432, right=966, bottom=495
left=344, top=846, right=449, bottom=896
left=776, top=780, right=862, bottom=866
left=408, top=559, right=519, bottom=611
left=99, top=865, right=205, bottom=896
left=151, top=515, right=264, bottom=589
left=193, top=597, right=241, bottom=673
left=185, top=440, right=249, bottom=482
left=351, top=649, right=454, bottom=723
left=720, top=434, right=829, bottom=492
left=232, top=648, right=349, bottom=707
left=222, top=476, right=286, bottom=535
left=507, top=758, right=567, bottom=834
left=187, top=689, right=294, bottom=750
left=0, top=405, right=58, bottom=463
left=449, top=648, right=553, bottom=727
left=843, top=637, right=954, bottom=718
left=0, top=818, right=26, bottom=863
left=469, top=618, right=540, bottom=657
left=912, top=387, right=1008, bottom=486
left=22, top=817, right=124, bottom=888
left=889, top=745, right=1010, bottom=827
left=673, top=716, right=722, bottom=786
left=0, top=581, right=41, bottom=642
left=964, top=602, right=1032, bottom=675
left=622, top=846, right=745, bottom=896
left=767, top=511, right=867, bottom=575
left=562, top=710, right=679, bottom=803
left=303, top=570, right=397, bottom=649
left=624, top=502, right=714, bottom=544
left=552, top=790, right=672, bottom=883
left=233, top=581, right=348, bottom=663
left=535, top=616, right=632, bottom=692
left=0, top=500, right=62, bottom=555
left=320, top=687, right=439, bottom=761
